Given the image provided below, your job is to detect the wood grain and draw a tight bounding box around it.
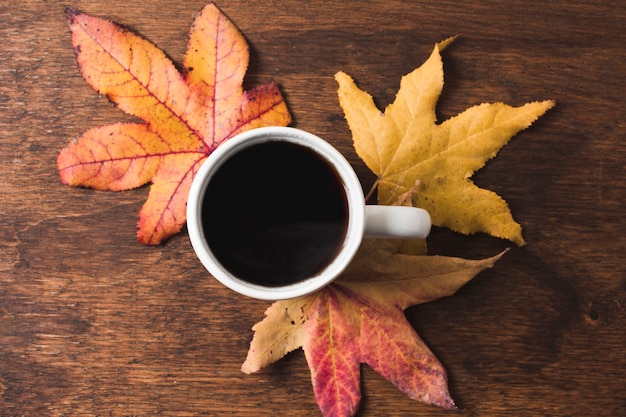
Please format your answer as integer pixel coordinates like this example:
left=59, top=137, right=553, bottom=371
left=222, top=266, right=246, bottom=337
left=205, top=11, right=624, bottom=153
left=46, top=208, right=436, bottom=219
left=1, top=0, right=624, bottom=415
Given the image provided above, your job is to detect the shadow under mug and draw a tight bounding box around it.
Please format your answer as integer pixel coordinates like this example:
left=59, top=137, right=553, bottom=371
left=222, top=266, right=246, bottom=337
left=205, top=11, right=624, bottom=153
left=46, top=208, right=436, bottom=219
left=187, top=127, right=431, bottom=300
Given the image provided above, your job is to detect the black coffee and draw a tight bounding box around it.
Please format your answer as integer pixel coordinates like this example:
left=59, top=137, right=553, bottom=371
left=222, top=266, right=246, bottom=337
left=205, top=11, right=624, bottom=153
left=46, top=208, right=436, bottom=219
left=201, top=140, right=349, bottom=287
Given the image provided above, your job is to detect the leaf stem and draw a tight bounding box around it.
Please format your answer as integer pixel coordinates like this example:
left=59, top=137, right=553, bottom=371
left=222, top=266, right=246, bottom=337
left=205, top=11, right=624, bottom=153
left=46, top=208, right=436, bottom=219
left=364, top=179, right=379, bottom=203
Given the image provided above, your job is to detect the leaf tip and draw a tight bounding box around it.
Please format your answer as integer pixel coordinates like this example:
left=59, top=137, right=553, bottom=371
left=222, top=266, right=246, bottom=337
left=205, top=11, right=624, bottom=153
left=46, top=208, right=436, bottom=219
left=334, top=70, right=352, bottom=85
left=136, top=216, right=167, bottom=246
left=488, top=247, right=510, bottom=266
left=136, top=231, right=163, bottom=246
left=436, top=35, right=459, bottom=51
left=241, top=360, right=256, bottom=375
left=65, top=7, right=81, bottom=23
left=531, top=99, right=556, bottom=113
left=543, top=99, right=557, bottom=112
left=432, top=392, right=459, bottom=411
left=56, top=150, right=71, bottom=185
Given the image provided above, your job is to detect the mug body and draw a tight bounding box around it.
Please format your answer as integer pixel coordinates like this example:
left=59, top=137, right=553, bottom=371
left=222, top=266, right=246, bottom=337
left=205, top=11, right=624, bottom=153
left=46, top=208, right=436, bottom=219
left=187, top=127, right=365, bottom=300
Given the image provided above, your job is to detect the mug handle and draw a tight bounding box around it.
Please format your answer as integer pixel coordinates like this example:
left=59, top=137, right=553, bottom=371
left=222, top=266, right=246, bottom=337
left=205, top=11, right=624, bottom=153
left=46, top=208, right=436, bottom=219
left=364, top=205, right=431, bottom=239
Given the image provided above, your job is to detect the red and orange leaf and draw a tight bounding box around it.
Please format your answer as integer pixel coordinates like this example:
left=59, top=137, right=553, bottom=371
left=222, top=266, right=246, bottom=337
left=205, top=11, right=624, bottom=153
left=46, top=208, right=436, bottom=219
left=58, top=4, right=291, bottom=244
left=243, top=240, right=505, bottom=417
left=304, top=288, right=362, bottom=417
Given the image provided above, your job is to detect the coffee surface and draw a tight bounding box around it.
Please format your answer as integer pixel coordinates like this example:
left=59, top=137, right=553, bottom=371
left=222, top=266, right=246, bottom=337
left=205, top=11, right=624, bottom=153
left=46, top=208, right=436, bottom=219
left=202, top=141, right=349, bottom=286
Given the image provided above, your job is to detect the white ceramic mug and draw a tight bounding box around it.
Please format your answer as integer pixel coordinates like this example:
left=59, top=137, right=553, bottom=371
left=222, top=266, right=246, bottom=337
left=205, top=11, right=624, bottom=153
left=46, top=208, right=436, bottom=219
left=187, top=127, right=431, bottom=300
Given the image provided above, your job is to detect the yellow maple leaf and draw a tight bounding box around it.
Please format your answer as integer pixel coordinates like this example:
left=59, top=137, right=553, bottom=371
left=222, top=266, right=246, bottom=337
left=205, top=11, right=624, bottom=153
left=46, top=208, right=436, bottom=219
left=336, top=39, right=554, bottom=245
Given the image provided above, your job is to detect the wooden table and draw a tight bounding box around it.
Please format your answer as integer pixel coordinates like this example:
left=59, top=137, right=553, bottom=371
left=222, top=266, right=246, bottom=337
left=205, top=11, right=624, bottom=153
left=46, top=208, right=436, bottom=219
left=1, top=1, right=624, bottom=415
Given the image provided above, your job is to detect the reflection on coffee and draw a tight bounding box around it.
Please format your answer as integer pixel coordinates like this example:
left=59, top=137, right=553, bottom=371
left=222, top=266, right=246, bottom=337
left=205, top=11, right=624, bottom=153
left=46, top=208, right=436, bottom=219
left=201, top=141, right=349, bottom=286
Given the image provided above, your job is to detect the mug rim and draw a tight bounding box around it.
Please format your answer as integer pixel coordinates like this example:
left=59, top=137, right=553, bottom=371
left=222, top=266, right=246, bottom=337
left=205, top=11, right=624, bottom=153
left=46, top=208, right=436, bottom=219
left=187, top=126, right=365, bottom=300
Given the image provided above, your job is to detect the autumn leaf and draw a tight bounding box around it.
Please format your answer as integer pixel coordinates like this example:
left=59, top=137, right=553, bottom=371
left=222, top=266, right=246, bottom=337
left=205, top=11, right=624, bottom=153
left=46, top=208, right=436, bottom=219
left=336, top=39, right=554, bottom=245
left=243, top=239, right=505, bottom=416
left=58, top=4, right=291, bottom=244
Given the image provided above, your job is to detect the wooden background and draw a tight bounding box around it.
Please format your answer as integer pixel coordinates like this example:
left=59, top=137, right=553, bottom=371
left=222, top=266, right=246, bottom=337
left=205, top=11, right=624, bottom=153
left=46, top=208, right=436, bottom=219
left=1, top=0, right=624, bottom=415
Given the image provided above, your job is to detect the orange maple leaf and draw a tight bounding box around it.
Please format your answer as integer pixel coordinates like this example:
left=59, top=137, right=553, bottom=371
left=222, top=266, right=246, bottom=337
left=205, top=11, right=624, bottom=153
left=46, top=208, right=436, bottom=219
left=58, top=4, right=291, bottom=244
left=243, top=240, right=505, bottom=416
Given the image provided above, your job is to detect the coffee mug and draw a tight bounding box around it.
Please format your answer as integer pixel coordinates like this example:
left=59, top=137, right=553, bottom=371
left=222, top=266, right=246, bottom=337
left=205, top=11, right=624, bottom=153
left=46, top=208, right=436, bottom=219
left=187, top=127, right=431, bottom=300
